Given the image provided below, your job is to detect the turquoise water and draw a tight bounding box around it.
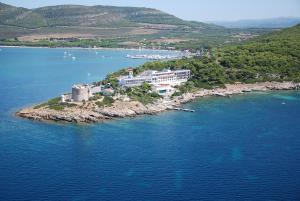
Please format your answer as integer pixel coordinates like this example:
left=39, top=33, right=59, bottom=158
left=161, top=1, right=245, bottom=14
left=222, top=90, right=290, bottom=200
left=0, top=47, right=300, bottom=201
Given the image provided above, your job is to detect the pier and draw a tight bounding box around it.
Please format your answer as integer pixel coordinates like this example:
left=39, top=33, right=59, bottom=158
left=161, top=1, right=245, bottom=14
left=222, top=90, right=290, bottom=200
left=167, top=107, right=195, bottom=112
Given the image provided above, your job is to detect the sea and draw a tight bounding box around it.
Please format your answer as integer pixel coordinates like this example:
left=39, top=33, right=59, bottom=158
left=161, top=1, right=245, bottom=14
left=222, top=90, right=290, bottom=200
left=0, top=47, right=300, bottom=201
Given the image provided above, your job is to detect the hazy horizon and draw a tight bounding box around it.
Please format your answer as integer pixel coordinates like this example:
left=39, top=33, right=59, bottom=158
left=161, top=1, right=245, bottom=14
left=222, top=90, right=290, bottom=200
left=1, top=0, right=300, bottom=22
left=208, top=16, right=300, bottom=23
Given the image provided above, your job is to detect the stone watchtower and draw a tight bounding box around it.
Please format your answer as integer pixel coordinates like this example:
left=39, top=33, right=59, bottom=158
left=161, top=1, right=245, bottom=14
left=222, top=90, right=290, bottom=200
left=72, top=84, right=92, bottom=102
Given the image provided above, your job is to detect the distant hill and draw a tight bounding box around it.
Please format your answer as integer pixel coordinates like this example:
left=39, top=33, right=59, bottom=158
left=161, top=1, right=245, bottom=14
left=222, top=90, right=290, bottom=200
left=0, top=2, right=274, bottom=50
left=0, top=2, right=222, bottom=38
left=212, top=17, right=300, bottom=29
left=0, top=2, right=192, bottom=28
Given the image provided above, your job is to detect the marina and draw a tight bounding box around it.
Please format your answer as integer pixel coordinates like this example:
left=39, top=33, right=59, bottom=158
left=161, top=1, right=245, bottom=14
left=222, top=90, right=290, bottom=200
left=126, top=54, right=179, bottom=60
left=126, top=50, right=201, bottom=60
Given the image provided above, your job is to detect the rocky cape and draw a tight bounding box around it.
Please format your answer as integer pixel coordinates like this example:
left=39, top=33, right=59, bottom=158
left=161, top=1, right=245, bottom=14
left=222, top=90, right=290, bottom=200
left=16, top=82, right=300, bottom=124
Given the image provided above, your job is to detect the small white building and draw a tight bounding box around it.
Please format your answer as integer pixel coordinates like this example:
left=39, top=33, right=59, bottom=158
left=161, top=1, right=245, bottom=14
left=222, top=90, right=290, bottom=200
left=91, top=85, right=102, bottom=94
left=61, top=94, right=67, bottom=103
left=60, top=94, right=72, bottom=103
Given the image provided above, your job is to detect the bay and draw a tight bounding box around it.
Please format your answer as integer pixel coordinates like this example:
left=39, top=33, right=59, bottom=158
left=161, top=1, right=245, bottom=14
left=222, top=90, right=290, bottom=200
left=0, top=47, right=300, bottom=201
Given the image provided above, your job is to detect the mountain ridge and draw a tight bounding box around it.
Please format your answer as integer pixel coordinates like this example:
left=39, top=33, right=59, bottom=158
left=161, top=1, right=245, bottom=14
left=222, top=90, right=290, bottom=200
left=0, top=2, right=271, bottom=50
left=0, top=2, right=219, bottom=29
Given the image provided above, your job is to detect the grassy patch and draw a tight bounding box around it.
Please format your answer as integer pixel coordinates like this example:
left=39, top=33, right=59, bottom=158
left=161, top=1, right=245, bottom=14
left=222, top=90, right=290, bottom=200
left=89, top=93, right=102, bottom=101
left=46, top=97, right=64, bottom=111
left=34, top=97, right=77, bottom=111
left=47, top=97, right=61, bottom=105
left=34, top=102, right=48, bottom=109
left=62, top=103, right=77, bottom=108
left=171, top=91, right=183, bottom=98
left=95, top=96, right=115, bottom=107
left=48, top=104, right=65, bottom=111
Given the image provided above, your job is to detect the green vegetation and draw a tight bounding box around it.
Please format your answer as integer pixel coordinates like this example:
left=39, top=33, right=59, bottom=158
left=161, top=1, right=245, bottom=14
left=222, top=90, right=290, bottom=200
left=102, top=74, right=121, bottom=89
left=34, top=97, right=77, bottom=111
left=217, top=25, right=300, bottom=82
left=178, top=24, right=300, bottom=93
left=112, top=24, right=300, bottom=96
left=33, top=103, right=48, bottom=109
left=47, top=97, right=61, bottom=105
left=0, top=38, right=123, bottom=48
left=95, top=96, right=115, bottom=107
left=48, top=104, right=65, bottom=111
left=126, top=83, right=161, bottom=104
left=89, top=93, right=102, bottom=101
left=33, top=97, right=61, bottom=110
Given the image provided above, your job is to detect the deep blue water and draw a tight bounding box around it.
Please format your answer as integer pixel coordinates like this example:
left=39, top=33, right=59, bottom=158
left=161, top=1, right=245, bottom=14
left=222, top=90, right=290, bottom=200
left=0, top=47, right=300, bottom=201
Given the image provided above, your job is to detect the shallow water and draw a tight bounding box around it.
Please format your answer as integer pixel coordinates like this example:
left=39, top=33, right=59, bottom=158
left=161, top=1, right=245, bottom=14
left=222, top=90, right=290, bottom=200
left=0, top=47, right=300, bottom=201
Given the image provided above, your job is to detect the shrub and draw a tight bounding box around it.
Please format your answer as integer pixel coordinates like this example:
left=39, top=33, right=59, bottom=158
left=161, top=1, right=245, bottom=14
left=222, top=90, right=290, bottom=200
left=47, top=97, right=61, bottom=105
left=36, top=97, right=75, bottom=111
left=126, top=83, right=161, bottom=105
left=62, top=103, right=77, bottom=108
left=48, top=104, right=64, bottom=111
left=34, top=103, right=48, bottom=109
left=96, top=96, right=115, bottom=107
left=89, top=93, right=102, bottom=101
left=171, top=91, right=183, bottom=98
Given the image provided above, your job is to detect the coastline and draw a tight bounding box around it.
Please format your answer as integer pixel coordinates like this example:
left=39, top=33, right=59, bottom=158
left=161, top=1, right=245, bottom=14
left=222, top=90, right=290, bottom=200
left=0, top=45, right=180, bottom=53
left=16, top=81, right=300, bottom=124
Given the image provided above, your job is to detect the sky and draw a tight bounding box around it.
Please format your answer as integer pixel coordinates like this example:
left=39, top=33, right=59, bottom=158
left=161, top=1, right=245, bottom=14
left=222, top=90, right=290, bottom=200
left=1, top=0, right=300, bottom=21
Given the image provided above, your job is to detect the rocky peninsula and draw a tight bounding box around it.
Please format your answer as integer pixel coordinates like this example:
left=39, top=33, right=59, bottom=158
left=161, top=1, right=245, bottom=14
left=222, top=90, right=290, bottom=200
left=16, top=81, right=300, bottom=124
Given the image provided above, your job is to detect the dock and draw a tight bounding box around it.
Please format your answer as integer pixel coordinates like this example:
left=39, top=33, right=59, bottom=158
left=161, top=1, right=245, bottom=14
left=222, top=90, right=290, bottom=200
left=167, top=107, right=195, bottom=112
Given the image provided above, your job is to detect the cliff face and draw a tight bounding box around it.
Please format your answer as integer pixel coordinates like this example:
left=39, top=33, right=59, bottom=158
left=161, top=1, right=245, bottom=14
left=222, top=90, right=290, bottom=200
left=16, top=82, right=300, bottom=124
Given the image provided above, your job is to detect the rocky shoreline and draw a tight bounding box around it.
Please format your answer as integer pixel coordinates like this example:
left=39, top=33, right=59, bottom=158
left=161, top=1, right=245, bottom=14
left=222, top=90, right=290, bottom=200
left=16, top=81, right=300, bottom=124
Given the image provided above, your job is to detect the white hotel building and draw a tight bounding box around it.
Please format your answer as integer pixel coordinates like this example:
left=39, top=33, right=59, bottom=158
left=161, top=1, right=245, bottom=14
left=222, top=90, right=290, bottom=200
left=119, top=69, right=191, bottom=96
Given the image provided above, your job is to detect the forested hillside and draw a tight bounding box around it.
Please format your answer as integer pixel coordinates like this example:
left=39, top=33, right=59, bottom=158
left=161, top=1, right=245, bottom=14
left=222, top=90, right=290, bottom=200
left=217, top=24, right=300, bottom=82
